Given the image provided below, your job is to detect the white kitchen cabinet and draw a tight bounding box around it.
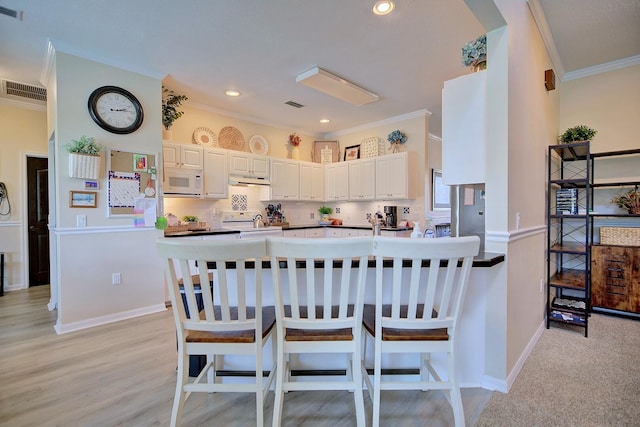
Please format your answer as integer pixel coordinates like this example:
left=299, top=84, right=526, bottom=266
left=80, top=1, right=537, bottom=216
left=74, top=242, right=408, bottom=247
left=349, top=158, right=376, bottom=200
left=299, top=161, right=324, bottom=201
left=342, top=228, right=373, bottom=238
left=229, top=152, right=270, bottom=179
left=163, top=142, right=203, bottom=170
left=381, top=229, right=411, bottom=238
left=325, top=162, right=349, bottom=201
left=203, top=148, right=228, bottom=199
left=375, top=152, right=409, bottom=199
left=442, top=70, right=486, bottom=185
left=304, top=228, right=324, bottom=238
left=283, top=229, right=305, bottom=238
left=325, top=227, right=344, bottom=238
left=270, top=159, right=299, bottom=200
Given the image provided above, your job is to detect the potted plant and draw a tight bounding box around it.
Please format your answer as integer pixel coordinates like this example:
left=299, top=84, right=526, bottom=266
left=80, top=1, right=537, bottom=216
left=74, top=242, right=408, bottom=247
left=610, top=186, right=640, bottom=214
left=318, top=206, right=333, bottom=222
left=559, top=125, right=597, bottom=144
left=162, top=86, right=188, bottom=139
left=387, top=130, right=407, bottom=153
left=66, top=135, right=104, bottom=179
left=461, top=34, right=487, bottom=71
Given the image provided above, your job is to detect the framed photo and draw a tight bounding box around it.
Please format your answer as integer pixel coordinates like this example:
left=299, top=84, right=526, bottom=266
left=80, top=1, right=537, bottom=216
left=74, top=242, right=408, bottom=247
left=69, top=191, right=97, bottom=208
left=432, top=169, right=450, bottom=210
left=312, top=140, right=340, bottom=164
left=133, top=153, right=148, bottom=172
left=344, top=144, right=360, bottom=161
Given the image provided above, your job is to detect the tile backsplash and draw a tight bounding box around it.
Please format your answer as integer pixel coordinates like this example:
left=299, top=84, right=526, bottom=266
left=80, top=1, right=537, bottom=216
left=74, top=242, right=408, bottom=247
left=164, top=186, right=448, bottom=229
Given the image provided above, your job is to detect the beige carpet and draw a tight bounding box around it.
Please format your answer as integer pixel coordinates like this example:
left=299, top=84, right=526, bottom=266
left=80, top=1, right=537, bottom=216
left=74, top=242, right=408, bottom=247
left=477, top=314, right=640, bottom=426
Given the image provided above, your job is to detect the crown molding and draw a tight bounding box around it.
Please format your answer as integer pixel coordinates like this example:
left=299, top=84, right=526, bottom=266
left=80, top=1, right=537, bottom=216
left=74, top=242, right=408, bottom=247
left=527, top=0, right=565, bottom=80
left=188, top=100, right=324, bottom=138
left=43, top=39, right=166, bottom=81
left=563, top=55, right=640, bottom=82
left=323, top=109, right=432, bottom=139
left=40, top=40, right=56, bottom=87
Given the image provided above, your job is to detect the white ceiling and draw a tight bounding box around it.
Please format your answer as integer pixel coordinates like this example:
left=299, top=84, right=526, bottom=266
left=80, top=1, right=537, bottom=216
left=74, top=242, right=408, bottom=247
left=0, top=0, right=638, bottom=138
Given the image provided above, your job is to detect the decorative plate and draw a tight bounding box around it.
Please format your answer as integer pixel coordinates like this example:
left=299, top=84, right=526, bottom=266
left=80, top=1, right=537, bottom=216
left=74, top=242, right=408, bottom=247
left=192, top=127, right=218, bottom=147
left=249, top=135, right=268, bottom=155
left=218, top=126, right=245, bottom=151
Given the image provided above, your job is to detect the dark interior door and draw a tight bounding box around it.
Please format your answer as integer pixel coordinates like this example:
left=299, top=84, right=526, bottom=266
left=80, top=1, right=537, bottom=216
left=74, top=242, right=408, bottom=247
left=27, top=156, right=50, bottom=286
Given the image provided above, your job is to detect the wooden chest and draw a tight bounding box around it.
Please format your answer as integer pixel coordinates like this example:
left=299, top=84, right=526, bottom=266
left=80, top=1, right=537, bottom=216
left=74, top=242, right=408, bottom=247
left=591, top=245, right=640, bottom=313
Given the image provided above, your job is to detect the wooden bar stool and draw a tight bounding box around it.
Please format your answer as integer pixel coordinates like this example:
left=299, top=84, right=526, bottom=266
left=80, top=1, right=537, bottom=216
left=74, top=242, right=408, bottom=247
left=363, top=236, right=480, bottom=427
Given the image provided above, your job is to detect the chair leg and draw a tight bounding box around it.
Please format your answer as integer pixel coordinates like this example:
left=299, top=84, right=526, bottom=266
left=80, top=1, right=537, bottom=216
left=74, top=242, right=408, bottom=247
left=448, top=352, right=465, bottom=427
left=256, top=347, right=264, bottom=427
left=272, top=339, right=286, bottom=427
left=352, top=349, right=366, bottom=427
left=171, top=350, right=189, bottom=427
left=372, top=343, right=382, bottom=427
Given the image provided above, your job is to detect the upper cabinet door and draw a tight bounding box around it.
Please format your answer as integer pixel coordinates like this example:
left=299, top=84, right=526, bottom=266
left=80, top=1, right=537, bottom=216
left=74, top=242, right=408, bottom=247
left=348, top=158, right=375, bottom=200
left=251, top=155, right=270, bottom=178
left=325, top=162, right=349, bottom=201
left=203, top=148, right=228, bottom=199
left=163, top=142, right=203, bottom=170
left=375, top=152, right=409, bottom=199
left=299, top=162, right=324, bottom=201
left=229, top=152, right=270, bottom=178
left=442, top=70, right=486, bottom=185
left=270, top=159, right=299, bottom=200
left=181, top=145, right=205, bottom=169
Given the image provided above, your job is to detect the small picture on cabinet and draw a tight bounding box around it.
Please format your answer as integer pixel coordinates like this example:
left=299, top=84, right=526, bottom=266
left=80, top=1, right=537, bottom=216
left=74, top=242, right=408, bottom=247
left=344, top=144, right=360, bottom=161
left=69, top=191, right=97, bottom=208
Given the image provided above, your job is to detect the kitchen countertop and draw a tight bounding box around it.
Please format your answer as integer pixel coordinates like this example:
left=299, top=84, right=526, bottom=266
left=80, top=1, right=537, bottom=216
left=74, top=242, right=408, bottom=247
left=161, top=225, right=504, bottom=267
left=164, top=223, right=410, bottom=237
left=206, top=252, right=504, bottom=269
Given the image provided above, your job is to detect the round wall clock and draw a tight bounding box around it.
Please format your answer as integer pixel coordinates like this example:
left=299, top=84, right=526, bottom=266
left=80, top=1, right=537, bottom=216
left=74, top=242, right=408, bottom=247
left=88, top=86, right=144, bottom=134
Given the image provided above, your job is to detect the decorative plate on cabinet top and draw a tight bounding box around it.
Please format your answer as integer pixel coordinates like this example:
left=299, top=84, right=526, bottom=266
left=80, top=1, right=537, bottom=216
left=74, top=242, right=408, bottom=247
left=249, top=135, right=268, bottom=155
left=218, top=126, right=245, bottom=151
left=192, top=127, right=218, bottom=147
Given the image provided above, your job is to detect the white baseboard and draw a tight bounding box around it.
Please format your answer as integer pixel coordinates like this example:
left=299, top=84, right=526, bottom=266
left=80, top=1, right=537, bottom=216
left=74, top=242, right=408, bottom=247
left=481, top=320, right=545, bottom=393
left=54, top=303, right=167, bottom=335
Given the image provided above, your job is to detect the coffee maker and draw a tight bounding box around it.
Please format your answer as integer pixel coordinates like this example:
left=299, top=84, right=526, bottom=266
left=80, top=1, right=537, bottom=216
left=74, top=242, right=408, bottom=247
left=383, top=205, right=397, bottom=228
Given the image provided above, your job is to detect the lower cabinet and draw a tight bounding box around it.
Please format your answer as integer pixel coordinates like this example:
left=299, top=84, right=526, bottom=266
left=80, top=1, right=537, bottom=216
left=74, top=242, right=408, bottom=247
left=591, top=245, right=640, bottom=314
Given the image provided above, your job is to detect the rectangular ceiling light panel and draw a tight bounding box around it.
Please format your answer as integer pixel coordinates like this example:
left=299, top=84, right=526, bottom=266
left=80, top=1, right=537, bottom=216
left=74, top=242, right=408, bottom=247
left=296, top=67, right=379, bottom=106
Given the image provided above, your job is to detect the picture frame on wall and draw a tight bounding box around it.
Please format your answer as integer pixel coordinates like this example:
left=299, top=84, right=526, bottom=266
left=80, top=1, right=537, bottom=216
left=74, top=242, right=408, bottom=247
left=432, top=169, right=450, bottom=210
left=344, top=144, right=360, bottom=161
left=312, top=140, right=340, bottom=164
left=69, top=191, right=97, bottom=208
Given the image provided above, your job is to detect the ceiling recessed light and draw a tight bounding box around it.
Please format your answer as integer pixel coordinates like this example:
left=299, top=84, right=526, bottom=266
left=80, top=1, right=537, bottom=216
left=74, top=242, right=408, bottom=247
left=320, top=119, right=330, bottom=124
left=372, top=1, right=394, bottom=15
left=225, top=90, right=240, bottom=97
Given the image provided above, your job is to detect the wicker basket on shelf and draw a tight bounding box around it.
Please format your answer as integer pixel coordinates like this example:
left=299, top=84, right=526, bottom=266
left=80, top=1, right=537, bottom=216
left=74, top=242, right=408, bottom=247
left=599, top=227, right=640, bottom=246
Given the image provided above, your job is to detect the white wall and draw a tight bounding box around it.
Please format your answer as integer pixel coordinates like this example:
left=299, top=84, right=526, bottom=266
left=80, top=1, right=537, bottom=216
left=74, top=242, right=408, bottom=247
left=0, top=103, right=48, bottom=289
left=47, top=51, right=165, bottom=331
left=560, top=64, right=640, bottom=152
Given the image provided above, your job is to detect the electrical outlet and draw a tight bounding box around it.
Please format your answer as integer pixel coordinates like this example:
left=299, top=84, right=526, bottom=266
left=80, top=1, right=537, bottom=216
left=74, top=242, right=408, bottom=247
left=112, top=273, right=121, bottom=285
left=310, top=212, right=315, bottom=219
left=403, top=207, right=410, bottom=215
left=335, top=207, right=341, bottom=214
left=366, top=213, right=372, bottom=220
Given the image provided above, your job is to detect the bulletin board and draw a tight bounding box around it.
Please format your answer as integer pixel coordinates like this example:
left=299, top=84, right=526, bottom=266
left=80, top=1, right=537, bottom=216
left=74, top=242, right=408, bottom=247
left=107, top=149, right=158, bottom=218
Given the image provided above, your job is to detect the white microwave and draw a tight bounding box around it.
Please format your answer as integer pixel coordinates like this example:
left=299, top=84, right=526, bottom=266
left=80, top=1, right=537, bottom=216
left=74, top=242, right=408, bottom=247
left=163, top=168, right=202, bottom=196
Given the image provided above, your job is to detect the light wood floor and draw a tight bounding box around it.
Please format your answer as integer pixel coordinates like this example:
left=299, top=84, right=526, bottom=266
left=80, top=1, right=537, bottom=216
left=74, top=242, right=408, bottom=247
left=0, top=286, right=492, bottom=426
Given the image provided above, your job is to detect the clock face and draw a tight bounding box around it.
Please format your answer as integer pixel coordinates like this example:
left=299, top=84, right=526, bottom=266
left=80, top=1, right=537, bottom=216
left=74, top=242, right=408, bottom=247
left=88, top=86, right=144, bottom=134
